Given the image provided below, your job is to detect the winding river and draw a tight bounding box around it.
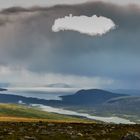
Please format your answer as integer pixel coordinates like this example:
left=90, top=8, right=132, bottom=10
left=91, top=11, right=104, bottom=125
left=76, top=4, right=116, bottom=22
left=31, top=104, right=135, bottom=124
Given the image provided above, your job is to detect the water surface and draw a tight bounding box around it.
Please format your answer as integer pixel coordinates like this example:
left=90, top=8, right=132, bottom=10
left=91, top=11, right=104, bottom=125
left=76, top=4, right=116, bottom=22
left=4, top=87, right=78, bottom=100
left=31, top=104, right=135, bottom=124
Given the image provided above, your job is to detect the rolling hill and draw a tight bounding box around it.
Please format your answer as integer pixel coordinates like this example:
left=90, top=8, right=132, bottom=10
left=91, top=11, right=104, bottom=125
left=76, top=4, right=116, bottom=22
left=60, top=89, right=128, bottom=105
left=0, top=104, right=94, bottom=123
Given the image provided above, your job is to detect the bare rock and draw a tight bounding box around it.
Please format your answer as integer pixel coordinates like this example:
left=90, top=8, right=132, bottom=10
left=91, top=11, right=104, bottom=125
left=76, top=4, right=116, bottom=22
left=121, top=132, right=140, bottom=140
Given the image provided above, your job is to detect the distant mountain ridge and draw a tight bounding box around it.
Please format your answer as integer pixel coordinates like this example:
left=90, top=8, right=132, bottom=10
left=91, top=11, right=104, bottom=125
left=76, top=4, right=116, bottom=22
left=60, top=89, right=128, bottom=105
left=0, top=89, right=131, bottom=106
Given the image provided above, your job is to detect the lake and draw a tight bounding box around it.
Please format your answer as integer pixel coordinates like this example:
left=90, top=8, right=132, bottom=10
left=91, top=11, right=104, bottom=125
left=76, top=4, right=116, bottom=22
left=4, top=87, right=78, bottom=100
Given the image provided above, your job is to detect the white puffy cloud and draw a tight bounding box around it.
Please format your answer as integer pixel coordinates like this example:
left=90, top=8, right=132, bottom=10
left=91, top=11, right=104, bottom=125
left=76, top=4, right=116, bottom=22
left=52, top=15, right=116, bottom=36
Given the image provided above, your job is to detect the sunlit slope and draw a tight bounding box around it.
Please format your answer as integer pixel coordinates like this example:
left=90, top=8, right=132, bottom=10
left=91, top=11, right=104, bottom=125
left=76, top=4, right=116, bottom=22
left=0, top=104, right=94, bottom=123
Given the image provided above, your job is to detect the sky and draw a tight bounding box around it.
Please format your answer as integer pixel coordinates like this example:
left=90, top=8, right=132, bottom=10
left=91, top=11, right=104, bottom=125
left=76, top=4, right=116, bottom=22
left=0, top=1, right=140, bottom=89
left=0, top=0, right=140, bottom=9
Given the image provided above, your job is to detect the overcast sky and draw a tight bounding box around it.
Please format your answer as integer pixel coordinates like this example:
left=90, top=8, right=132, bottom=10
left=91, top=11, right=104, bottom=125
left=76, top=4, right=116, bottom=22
left=0, top=1, right=140, bottom=89
left=0, top=0, right=140, bottom=9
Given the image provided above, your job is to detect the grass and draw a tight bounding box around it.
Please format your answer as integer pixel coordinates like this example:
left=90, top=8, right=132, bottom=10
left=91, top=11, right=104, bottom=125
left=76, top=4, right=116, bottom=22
left=0, top=104, right=95, bottom=123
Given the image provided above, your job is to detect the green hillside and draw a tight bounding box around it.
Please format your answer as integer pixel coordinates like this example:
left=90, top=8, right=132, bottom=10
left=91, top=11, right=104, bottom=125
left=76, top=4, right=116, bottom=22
left=0, top=104, right=94, bottom=123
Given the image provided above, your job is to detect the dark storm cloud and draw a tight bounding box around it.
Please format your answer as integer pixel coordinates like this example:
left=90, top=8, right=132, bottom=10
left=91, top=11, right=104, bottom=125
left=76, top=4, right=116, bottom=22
left=0, top=2, right=140, bottom=88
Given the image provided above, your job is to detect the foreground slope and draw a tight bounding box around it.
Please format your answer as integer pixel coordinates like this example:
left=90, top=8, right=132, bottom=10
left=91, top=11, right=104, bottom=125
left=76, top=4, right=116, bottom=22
left=0, top=122, right=139, bottom=140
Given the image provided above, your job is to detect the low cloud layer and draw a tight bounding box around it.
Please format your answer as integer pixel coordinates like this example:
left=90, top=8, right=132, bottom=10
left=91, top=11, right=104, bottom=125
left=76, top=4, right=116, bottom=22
left=0, top=66, right=113, bottom=88
left=52, top=14, right=116, bottom=36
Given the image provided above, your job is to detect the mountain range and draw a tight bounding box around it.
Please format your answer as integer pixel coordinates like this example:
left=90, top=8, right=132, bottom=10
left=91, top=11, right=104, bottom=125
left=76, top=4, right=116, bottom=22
left=0, top=89, right=140, bottom=122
